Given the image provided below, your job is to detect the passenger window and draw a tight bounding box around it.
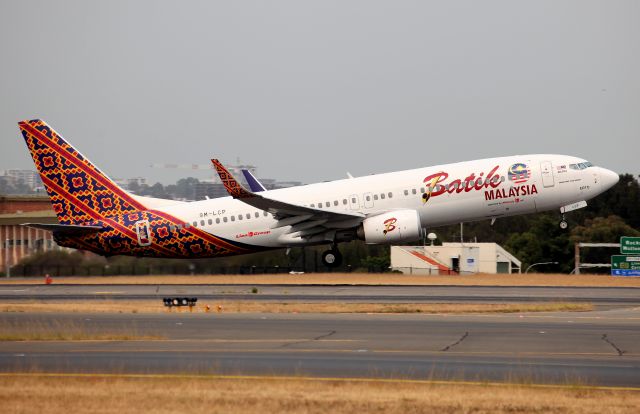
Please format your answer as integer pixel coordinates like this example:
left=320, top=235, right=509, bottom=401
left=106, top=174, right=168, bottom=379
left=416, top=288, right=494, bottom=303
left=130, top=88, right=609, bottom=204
left=255, top=212, right=259, bottom=218
left=333, top=200, right=338, bottom=206
left=420, top=187, right=425, bottom=193
left=208, top=219, right=213, bottom=225
left=185, top=223, right=190, bottom=229
left=169, top=225, right=175, bottom=232
left=404, top=190, right=408, bottom=196
left=192, top=221, right=197, bottom=227
left=231, top=216, right=235, bottom=222
left=325, top=202, right=330, bottom=207
left=380, top=193, right=385, bottom=199
left=223, top=217, right=228, bottom=223
left=366, top=195, right=371, bottom=201
left=374, top=194, right=379, bottom=200
left=200, top=220, right=205, bottom=226
left=351, top=197, right=356, bottom=203
left=388, top=192, right=392, bottom=198
left=246, top=213, right=251, bottom=219
left=412, top=189, right=417, bottom=194
left=263, top=211, right=268, bottom=216
left=343, top=199, right=347, bottom=205
left=216, top=218, right=220, bottom=224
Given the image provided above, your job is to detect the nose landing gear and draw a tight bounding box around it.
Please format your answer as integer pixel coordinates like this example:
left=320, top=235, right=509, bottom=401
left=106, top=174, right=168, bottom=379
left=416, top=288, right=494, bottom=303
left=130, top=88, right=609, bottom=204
left=321, top=247, right=343, bottom=267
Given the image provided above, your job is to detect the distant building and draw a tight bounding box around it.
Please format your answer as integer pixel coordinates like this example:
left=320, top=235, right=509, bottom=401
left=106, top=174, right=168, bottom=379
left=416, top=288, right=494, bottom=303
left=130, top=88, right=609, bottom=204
left=391, top=243, right=521, bottom=275
left=195, top=182, right=228, bottom=200
left=0, top=196, right=61, bottom=269
left=0, top=169, right=42, bottom=191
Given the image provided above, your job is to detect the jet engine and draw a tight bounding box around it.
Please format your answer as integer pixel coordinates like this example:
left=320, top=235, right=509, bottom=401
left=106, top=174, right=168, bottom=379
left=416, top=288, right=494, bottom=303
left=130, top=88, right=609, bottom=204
left=357, top=210, right=424, bottom=244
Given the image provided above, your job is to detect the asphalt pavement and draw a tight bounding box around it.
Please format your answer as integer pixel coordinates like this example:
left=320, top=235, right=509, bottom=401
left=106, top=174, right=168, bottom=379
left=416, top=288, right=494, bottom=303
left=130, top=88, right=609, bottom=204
left=2, top=308, right=639, bottom=386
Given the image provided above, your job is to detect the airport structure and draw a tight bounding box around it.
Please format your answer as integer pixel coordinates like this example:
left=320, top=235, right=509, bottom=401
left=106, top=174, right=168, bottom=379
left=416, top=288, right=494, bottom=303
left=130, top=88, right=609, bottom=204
left=0, top=195, right=60, bottom=268
left=391, top=243, right=522, bottom=275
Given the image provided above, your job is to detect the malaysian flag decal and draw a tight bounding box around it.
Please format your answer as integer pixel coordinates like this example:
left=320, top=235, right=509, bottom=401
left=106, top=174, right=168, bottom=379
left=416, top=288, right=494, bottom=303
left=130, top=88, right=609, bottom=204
left=508, top=163, right=531, bottom=184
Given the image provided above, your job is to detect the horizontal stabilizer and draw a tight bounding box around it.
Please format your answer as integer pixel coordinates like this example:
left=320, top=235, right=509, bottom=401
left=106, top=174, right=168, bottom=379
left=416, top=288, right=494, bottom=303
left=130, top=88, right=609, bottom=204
left=21, top=223, right=104, bottom=236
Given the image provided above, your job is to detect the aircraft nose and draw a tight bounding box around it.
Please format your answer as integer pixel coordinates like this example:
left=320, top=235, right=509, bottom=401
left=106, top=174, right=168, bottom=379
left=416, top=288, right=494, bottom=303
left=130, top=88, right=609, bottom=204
left=599, top=167, right=619, bottom=191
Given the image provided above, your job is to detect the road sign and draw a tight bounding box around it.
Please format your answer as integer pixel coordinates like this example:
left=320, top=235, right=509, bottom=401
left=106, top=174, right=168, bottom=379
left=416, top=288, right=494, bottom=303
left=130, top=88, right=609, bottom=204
left=620, top=237, right=640, bottom=255
left=611, top=255, right=640, bottom=276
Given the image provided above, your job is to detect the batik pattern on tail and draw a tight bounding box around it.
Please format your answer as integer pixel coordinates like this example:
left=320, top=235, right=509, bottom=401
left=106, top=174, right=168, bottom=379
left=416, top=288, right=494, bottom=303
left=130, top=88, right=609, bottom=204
left=18, top=119, right=146, bottom=225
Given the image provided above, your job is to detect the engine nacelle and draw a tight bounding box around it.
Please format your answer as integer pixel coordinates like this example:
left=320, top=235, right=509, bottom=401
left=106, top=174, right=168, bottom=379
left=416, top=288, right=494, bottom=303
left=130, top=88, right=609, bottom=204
left=357, top=210, right=424, bottom=244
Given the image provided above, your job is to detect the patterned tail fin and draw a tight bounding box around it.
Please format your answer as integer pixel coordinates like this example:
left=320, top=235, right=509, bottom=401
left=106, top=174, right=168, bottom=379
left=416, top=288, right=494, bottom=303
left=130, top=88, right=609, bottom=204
left=18, top=119, right=146, bottom=225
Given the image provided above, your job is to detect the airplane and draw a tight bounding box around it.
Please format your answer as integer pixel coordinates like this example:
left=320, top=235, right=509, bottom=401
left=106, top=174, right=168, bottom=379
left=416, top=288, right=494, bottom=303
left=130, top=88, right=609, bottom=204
left=18, top=119, right=619, bottom=267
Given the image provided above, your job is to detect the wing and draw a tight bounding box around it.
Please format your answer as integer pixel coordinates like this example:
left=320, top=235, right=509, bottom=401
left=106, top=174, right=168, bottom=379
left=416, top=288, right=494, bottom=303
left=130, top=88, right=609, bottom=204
left=211, top=159, right=365, bottom=242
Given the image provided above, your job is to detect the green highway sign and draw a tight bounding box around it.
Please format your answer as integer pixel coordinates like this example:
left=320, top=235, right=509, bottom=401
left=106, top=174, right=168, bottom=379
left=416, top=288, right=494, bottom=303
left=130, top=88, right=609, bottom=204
left=620, top=237, right=640, bottom=255
left=611, top=255, right=640, bottom=276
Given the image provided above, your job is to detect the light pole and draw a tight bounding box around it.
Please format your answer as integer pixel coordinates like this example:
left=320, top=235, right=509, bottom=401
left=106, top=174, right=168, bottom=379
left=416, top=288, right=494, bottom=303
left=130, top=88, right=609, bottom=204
left=4, top=238, right=10, bottom=278
left=525, top=261, right=559, bottom=274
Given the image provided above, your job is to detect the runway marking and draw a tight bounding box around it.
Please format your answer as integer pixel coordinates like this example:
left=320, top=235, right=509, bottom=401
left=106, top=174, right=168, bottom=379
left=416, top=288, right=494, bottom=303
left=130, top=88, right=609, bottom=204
left=91, top=292, right=125, bottom=294
left=1, top=372, right=639, bottom=392
left=0, top=289, right=29, bottom=292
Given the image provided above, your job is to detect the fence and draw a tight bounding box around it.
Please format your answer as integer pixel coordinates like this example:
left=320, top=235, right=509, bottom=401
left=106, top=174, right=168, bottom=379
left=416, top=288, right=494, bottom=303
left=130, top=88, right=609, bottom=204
left=2, top=263, right=393, bottom=277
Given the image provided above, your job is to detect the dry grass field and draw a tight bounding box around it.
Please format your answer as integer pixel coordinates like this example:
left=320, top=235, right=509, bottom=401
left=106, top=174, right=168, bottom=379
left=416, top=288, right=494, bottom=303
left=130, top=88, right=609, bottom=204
left=0, top=301, right=593, bottom=315
left=1, top=272, right=639, bottom=287
left=1, top=373, right=638, bottom=414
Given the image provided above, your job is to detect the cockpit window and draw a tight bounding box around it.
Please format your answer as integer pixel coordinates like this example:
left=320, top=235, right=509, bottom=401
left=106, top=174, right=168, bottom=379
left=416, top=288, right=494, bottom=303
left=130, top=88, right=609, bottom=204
left=569, top=161, right=593, bottom=170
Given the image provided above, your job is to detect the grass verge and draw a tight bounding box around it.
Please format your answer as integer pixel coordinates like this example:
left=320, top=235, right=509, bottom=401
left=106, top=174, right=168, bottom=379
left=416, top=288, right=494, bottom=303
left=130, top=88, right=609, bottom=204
left=0, top=301, right=593, bottom=314
left=0, top=373, right=638, bottom=414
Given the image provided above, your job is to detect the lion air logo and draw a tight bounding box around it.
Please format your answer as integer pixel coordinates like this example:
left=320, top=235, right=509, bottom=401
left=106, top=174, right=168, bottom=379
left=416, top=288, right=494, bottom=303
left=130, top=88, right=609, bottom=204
left=383, top=218, right=397, bottom=235
left=508, top=163, right=530, bottom=184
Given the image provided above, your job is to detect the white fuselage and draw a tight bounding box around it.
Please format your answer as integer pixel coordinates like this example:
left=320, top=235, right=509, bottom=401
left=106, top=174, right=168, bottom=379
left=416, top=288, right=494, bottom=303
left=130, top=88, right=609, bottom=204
left=155, top=154, right=618, bottom=248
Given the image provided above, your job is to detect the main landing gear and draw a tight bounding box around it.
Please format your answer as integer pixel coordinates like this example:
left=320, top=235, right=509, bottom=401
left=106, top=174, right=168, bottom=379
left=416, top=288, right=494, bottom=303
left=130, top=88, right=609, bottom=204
left=559, top=214, right=568, bottom=230
left=321, top=246, right=343, bottom=268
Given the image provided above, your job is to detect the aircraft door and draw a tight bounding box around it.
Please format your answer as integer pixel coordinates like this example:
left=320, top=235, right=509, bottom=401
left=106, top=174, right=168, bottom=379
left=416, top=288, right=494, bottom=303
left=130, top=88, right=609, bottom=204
left=349, top=194, right=360, bottom=210
left=135, top=220, right=152, bottom=246
left=540, top=161, right=555, bottom=188
left=363, top=192, right=374, bottom=208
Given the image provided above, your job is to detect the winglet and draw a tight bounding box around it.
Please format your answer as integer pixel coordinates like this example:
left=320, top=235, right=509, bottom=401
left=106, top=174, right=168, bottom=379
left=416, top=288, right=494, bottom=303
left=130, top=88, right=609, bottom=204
left=241, top=169, right=267, bottom=192
left=211, top=159, right=253, bottom=199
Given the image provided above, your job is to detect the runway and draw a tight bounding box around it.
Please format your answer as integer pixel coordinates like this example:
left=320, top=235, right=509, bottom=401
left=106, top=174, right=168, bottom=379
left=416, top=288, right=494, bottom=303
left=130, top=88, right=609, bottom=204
left=1, top=284, right=640, bottom=306
left=2, top=309, right=639, bottom=386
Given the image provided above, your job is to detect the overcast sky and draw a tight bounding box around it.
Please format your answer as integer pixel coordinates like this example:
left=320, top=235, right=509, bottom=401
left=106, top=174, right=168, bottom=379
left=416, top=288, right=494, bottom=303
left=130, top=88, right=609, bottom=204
left=1, top=1, right=638, bottom=184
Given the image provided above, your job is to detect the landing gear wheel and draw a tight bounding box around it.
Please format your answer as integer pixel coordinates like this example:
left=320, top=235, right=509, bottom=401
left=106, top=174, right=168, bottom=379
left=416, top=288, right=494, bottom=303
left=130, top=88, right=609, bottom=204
left=321, top=249, right=343, bottom=268
left=559, top=220, right=568, bottom=229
